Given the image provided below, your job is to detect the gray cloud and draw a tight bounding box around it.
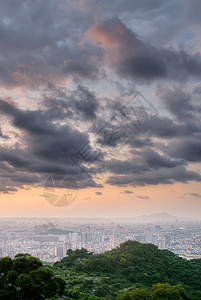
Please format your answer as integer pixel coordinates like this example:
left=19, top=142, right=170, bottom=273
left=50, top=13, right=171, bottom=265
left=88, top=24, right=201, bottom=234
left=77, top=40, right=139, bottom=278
left=143, top=115, right=200, bottom=139
left=0, top=0, right=200, bottom=89
left=190, top=193, right=201, bottom=198
left=0, top=127, right=7, bottom=139
left=0, top=97, right=103, bottom=192
left=95, top=191, right=102, bottom=195
left=0, top=186, right=18, bottom=194
left=106, top=149, right=183, bottom=175
left=1, top=83, right=201, bottom=191
left=73, top=86, right=98, bottom=120
left=123, top=190, right=134, bottom=194
left=163, top=137, right=201, bottom=163
left=106, top=166, right=201, bottom=186
left=0, top=0, right=101, bottom=87
left=1, top=0, right=201, bottom=194
left=135, top=195, right=150, bottom=199
left=85, top=18, right=201, bottom=82
left=158, top=87, right=201, bottom=121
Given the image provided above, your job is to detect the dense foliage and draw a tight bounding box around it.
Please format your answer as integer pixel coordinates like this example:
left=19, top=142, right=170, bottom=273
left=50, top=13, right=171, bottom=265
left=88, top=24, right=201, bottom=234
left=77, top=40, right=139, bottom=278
left=1, top=242, right=201, bottom=299
left=0, top=253, right=65, bottom=300
left=54, top=241, right=201, bottom=299
left=120, top=283, right=190, bottom=300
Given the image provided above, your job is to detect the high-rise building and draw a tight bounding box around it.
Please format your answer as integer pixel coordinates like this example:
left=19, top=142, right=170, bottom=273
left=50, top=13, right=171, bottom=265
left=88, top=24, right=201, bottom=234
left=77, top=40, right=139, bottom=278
left=2, top=240, right=9, bottom=256
left=63, top=241, right=71, bottom=256
left=55, top=245, right=63, bottom=258
left=109, top=235, right=119, bottom=250
left=157, top=238, right=166, bottom=250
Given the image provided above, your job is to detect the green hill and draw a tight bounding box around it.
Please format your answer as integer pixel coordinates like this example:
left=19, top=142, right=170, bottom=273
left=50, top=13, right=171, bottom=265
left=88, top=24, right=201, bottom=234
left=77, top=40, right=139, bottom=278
left=53, top=241, right=201, bottom=299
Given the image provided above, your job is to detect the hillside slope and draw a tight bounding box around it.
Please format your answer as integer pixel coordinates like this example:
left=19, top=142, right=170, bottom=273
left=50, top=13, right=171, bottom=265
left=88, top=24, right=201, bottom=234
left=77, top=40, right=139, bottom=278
left=54, top=241, right=201, bottom=299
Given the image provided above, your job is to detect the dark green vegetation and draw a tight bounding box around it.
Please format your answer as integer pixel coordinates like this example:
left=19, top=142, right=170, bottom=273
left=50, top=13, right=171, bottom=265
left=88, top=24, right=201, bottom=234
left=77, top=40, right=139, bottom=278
left=1, top=241, right=201, bottom=299
left=53, top=241, right=201, bottom=299
left=0, top=253, right=65, bottom=300
left=120, top=283, right=190, bottom=300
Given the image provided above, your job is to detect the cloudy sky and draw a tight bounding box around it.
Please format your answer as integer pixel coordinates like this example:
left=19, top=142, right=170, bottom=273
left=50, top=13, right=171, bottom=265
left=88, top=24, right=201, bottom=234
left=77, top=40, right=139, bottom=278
left=0, top=0, right=201, bottom=218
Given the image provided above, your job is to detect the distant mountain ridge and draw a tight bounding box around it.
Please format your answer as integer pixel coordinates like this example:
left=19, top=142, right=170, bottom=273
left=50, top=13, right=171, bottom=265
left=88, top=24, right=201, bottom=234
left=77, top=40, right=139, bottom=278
left=124, top=212, right=185, bottom=223
left=59, top=212, right=196, bottom=224
left=0, top=212, right=198, bottom=224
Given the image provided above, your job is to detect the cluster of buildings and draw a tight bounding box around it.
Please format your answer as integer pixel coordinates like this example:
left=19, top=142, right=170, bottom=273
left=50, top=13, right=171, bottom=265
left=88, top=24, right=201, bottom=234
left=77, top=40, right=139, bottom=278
left=0, top=219, right=201, bottom=262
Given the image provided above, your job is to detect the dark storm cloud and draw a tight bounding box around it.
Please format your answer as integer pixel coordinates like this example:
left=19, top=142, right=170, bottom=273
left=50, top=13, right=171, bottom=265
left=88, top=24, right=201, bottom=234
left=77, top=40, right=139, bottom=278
left=143, top=149, right=182, bottom=169
left=1, top=81, right=201, bottom=191
left=1, top=0, right=201, bottom=193
left=0, top=144, right=102, bottom=192
left=143, top=115, right=200, bottom=139
left=163, top=137, right=201, bottom=162
left=106, top=159, right=149, bottom=175
left=190, top=193, right=201, bottom=198
left=105, top=145, right=201, bottom=186
left=0, top=0, right=200, bottom=87
left=147, top=86, right=201, bottom=165
left=187, top=0, right=201, bottom=25
left=62, top=60, right=98, bottom=80
left=136, top=195, right=150, bottom=199
left=95, top=191, right=102, bottom=195
left=106, top=149, right=183, bottom=175
left=0, top=99, right=58, bottom=135
left=73, top=86, right=98, bottom=120
left=100, top=0, right=201, bottom=45
left=0, top=168, right=41, bottom=194
left=158, top=87, right=201, bottom=121
left=90, top=0, right=164, bottom=16
left=101, top=138, right=201, bottom=186
left=0, top=147, right=78, bottom=175
left=128, top=137, right=153, bottom=148
left=0, top=83, right=100, bottom=146
left=0, top=148, right=33, bottom=169
left=42, top=85, right=99, bottom=122
left=0, top=98, right=103, bottom=191
left=41, top=96, right=73, bottom=121
left=106, top=166, right=201, bottom=186
left=123, top=190, right=134, bottom=194
left=84, top=18, right=201, bottom=82
left=0, top=0, right=102, bottom=87
left=0, top=186, right=18, bottom=194
left=0, top=127, right=7, bottom=139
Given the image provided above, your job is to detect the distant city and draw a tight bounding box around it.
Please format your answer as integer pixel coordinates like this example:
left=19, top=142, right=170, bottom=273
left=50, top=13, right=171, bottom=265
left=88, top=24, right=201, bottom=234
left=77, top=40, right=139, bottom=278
left=1, top=213, right=201, bottom=263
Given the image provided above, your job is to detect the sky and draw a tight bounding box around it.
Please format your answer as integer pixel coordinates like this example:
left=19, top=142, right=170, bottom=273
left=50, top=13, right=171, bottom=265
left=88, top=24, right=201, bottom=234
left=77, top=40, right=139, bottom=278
left=0, top=0, right=201, bottom=218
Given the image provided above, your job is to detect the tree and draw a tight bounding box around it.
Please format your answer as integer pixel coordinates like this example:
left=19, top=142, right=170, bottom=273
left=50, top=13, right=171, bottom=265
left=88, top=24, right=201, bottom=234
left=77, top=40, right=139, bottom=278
left=13, top=253, right=42, bottom=274
left=0, top=254, right=66, bottom=300
left=0, top=256, right=13, bottom=274
left=152, top=283, right=191, bottom=300
left=120, top=288, right=153, bottom=300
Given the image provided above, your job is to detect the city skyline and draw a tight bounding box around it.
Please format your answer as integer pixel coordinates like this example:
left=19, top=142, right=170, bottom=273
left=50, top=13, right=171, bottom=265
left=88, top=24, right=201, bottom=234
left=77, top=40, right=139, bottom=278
left=1, top=216, right=201, bottom=262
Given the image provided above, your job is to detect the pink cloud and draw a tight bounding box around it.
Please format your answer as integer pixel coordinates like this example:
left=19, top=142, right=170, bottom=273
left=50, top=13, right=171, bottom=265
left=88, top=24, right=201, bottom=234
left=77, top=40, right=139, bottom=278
left=81, top=18, right=201, bottom=82
left=81, top=18, right=142, bottom=65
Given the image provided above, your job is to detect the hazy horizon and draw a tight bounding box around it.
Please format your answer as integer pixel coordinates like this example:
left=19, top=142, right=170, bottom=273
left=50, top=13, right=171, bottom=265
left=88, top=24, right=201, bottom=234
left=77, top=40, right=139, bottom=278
left=0, top=211, right=200, bottom=221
